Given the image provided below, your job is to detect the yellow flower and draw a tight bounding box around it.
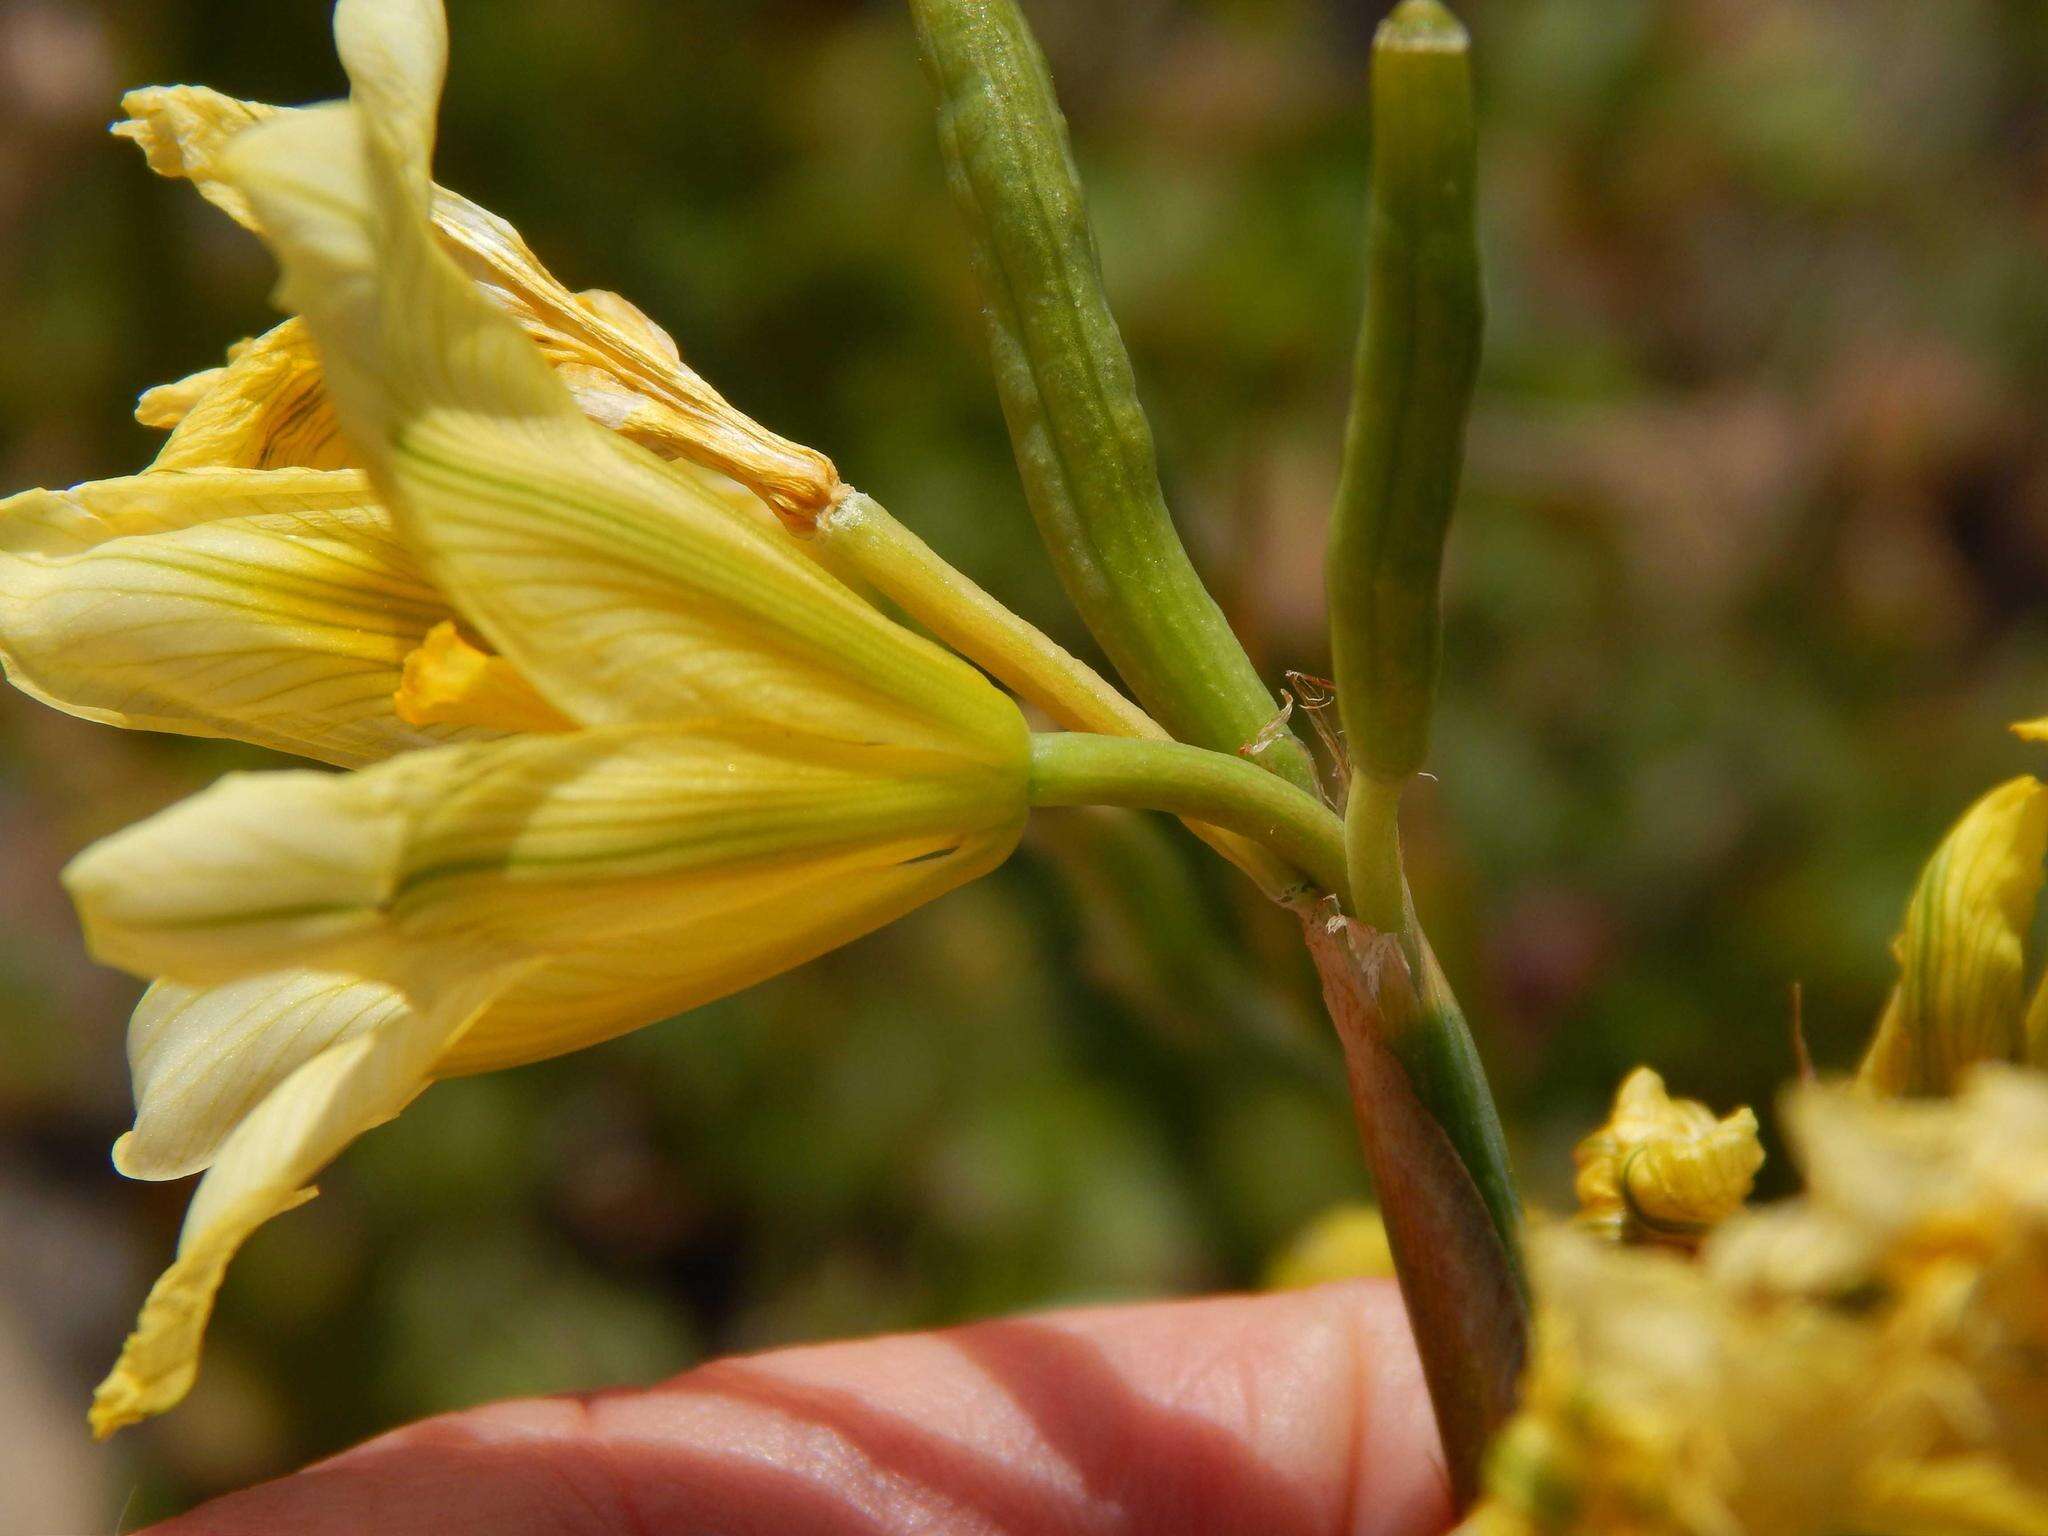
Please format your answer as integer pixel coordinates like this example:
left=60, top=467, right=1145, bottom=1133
left=113, top=82, right=837, bottom=517
left=1265, top=1202, right=1396, bottom=1288
left=1858, top=775, right=2048, bottom=1095
left=2, top=39, right=849, bottom=767
left=1465, top=1225, right=2048, bottom=1536
left=1465, top=1071, right=2048, bottom=1536
left=1572, top=1067, right=1762, bottom=1248
left=54, top=0, right=1031, bottom=1436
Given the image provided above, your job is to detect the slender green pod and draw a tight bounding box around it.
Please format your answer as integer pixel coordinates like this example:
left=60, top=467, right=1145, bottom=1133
left=909, top=0, right=1321, bottom=800
left=1329, top=0, right=1482, bottom=916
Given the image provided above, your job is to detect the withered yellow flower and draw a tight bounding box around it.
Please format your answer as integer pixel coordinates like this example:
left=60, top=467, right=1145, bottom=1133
left=53, top=0, right=1032, bottom=1436
left=1466, top=1226, right=2048, bottom=1536
left=1711, top=1068, right=2048, bottom=1489
left=1465, top=1071, right=2048, bottom=1536
left=114, top=82, right=837, bottom=517
left=1858, top=775, right=2048, bottom=1095
left=1572, top=1067, right=1762, bottom=1248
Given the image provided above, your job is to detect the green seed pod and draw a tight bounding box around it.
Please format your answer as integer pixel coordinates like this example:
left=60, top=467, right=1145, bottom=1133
left=909, top=0, right=1321, bottom=801
left=1328, top=0, right=1482, bottom=790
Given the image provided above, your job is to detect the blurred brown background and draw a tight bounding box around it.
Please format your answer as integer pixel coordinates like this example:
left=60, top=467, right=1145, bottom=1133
left=2, top=0, right=2045, bottom=1526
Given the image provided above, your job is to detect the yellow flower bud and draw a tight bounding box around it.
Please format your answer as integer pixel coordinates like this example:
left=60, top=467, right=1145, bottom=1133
left=1573, top=1067, right=1763, bottom=1247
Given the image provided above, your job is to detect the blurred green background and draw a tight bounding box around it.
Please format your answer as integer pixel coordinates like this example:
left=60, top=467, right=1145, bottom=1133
left=2, top=0, right=2045, bottom=1525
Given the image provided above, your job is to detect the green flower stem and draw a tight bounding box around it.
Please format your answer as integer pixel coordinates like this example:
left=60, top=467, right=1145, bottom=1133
left=1027, top=733, right=1350, bottom=909
left=1344, top=772, right=1407, bottom=935
left=816, top=491, right=1160, bottom=740
left=813, top=490, right=1311, bottom=901
left=909, top=0, right=1320, bottom=798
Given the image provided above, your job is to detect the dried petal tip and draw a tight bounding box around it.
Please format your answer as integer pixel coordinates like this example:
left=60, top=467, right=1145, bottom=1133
left=1574, top=1067, right=1762, bottom=1247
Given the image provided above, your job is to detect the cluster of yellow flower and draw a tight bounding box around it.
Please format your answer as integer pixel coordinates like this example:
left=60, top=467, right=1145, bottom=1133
left=3, top=0, right=1039, bottom=1436
left=1457, top=756, right=2048, bottom=1532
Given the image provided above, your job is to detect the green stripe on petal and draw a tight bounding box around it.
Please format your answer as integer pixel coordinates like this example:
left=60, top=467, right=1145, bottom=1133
left=0, top=467, right=489, bottom=767
left=64, top=723, right=1027, bottom=994
left=1858, top=776, right=2048, bottom=1095
left=118, top=809, right=1014, bottom=1181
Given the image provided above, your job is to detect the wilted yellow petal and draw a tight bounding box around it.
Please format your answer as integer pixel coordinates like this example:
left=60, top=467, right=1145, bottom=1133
left=1573, top=1067, right=1762, bottom=1247
left=135, top=366, right=224, bottom=430
left=113, top=84, right=276, bottom=229
left=1860, top=1456, right=2048, bottom=1536
left=1701, top=1071, right=2048, bottom=1519
left=2011, top=717, right=2048, bottom=744
left=219, top=51, right=1014, bottom=765
left=64, top=722, right=1027, bottom=994
left=1265, top=1203, right=1395, bottom=1288
left=394, top=620, right=573, bottom=734
left=145, top=319, right=350, bottom=471
left=90, top=979, right=504, bottom=1435
left=117, top=79, right=835, bottom=517
left=0, top=467, right=489, bottom=767
left=1858, top=776, right=2048, bottom=1095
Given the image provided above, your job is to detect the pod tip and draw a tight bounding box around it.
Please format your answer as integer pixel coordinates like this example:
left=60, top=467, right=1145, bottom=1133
left=1376, top=0, right=1468, bottom=54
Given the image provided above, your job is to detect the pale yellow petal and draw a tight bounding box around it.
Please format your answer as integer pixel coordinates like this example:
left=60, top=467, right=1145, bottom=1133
left=64, top=723, right=1027, bottom=993
left=2011, top=717, right=2048, bottom=744
left=1857, top=776, right=2048, bottom=1095
left=118, top=77, right=835, bottom=516
left=221, top=78, right=1016, bottom=763
left=119, top=822, right=1009, bottom=1181
left=394, top=620, right=574, bottom=734
left=114, top=971, right=409, bottom=1181
left=146, top=319, right=351, bottom=471
left=435, top=828, right=1020, bottom=1075
left=0, top=467, right=489, bottom=766
left=90, top=981, right=501, bottom=1435
left=1860, top=1456, right=2048, bottom=1536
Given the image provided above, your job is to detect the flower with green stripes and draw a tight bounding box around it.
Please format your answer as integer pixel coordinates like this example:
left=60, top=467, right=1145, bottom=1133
left=59, top=0, right=1029, bottom=1436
